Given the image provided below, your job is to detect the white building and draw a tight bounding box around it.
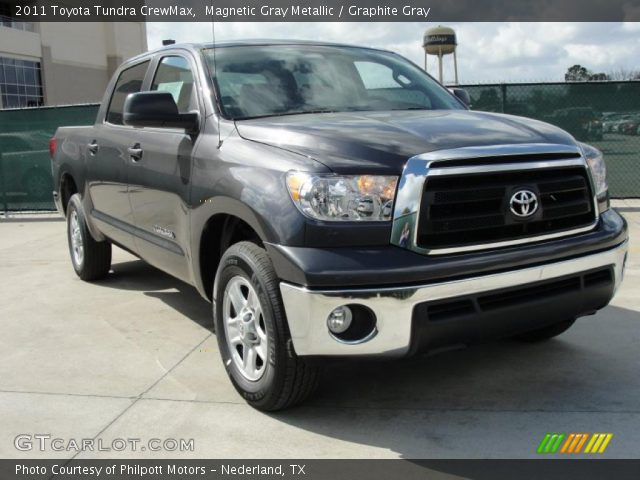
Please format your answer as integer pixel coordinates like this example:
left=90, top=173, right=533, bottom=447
left=0, top=5, right=147, bottom=108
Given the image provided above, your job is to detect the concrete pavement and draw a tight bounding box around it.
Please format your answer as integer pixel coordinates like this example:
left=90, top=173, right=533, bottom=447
left=0, top=209, right=638, bottom=459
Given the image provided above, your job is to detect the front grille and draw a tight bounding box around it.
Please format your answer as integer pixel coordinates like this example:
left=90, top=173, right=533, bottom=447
left=417, top=166, right=595, bottom=250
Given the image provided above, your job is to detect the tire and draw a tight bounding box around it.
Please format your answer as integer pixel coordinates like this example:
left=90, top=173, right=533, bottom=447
left=66, top=194, right=112, bottom=281
left=214, top=241, right=319, bottom=411
left=514, top=319, right=576, bottom=342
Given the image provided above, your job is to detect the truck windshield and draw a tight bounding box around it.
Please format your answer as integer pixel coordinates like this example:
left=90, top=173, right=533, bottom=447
left=202, top=45, right=464, bottom=120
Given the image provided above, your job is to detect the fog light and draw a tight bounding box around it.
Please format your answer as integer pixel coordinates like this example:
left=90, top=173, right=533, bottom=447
left=327, top=306, right=353, bottom=334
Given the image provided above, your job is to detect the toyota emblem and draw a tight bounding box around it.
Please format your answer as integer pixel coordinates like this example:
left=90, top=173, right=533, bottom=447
left=509, top=190, right=538, bottom=218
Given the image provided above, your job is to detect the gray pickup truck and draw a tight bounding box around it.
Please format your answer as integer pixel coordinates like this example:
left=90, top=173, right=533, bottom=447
left=51, top=41, right=628, bottom=411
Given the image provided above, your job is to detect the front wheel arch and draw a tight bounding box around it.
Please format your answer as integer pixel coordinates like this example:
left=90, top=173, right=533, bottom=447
left=198, top=213, right=263, bottom=302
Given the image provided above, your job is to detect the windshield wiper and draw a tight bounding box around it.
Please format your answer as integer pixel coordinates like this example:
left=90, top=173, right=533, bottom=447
left=277, top=109, right=339, bottom=116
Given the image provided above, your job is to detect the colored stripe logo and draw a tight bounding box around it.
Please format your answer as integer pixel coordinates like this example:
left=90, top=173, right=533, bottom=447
left=537, top=433, right=613, bottom=454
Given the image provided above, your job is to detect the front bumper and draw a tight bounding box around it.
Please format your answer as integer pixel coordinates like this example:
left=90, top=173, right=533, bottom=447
left=279, top=239, right=628, bottom=357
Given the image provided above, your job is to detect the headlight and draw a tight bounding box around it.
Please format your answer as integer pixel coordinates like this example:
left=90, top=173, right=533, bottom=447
left=580, top=142, right=607, bottom=198
left=286, top=172, right=398, bottom=221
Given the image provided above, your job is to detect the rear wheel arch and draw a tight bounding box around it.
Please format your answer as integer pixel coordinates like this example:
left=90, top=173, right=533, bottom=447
left=66, top=193, right=112, bottom=281
left=60, top=172, right=106, bottom=242
left=60, top=172, right=78, bottom=216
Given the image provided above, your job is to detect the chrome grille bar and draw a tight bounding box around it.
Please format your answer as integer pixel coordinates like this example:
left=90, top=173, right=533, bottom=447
left=391, top=144, right=599, bottom=255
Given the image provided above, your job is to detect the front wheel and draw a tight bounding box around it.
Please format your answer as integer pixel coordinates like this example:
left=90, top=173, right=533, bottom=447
left=214, top=241, right=319, bottom=411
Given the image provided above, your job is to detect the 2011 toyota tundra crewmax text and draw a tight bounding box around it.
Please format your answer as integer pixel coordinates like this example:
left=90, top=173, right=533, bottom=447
left=50, top=41, right=629, bottom=411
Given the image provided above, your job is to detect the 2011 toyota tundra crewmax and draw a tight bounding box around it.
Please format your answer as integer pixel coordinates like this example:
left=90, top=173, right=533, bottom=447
left=51, top=41, right=629, bottom=411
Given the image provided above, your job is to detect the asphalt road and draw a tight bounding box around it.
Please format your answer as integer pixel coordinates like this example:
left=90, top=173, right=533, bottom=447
left=0, top=206, right=638, bottom=460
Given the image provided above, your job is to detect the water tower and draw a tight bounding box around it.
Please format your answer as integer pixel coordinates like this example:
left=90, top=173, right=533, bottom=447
left=423, top=26, right=458, bottom=84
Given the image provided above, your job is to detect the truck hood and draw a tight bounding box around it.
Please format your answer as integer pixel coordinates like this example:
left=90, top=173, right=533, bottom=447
left=235, top=110, right=577, bottom=174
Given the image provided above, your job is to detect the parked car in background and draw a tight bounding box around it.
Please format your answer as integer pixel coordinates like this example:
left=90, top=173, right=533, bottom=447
left=611, top=115, right=636, bottom=133
left=0, top=131, right=52, bottom=199
left=619, top=115, right=640, bottom=135
left=545, top=107, right=603, bottom=141
left=602, top=113, right=632, bottom=133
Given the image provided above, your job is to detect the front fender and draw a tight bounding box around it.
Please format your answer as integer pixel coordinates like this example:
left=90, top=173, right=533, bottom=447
left=189, top=191, right=306, bottom=299
left=187, top=129, right=328, bottom=298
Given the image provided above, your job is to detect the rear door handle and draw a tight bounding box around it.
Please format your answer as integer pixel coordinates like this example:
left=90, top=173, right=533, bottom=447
left=87, top=141, right=99, bottom=155
left=127, top=143, right=143, bottom=161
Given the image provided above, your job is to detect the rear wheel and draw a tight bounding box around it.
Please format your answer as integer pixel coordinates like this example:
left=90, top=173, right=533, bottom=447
left=66, top=194, right=111, bottom=281
left=514, top=319, right=576, bottom=342
left=214, top=241, right=319, bottom=411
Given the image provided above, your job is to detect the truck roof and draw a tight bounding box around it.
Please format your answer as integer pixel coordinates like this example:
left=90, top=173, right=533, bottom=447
left=126, top=39, right=392, bottom=63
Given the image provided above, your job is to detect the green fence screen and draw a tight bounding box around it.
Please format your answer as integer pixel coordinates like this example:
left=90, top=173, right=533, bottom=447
left=0, top=81, right=638, bottom=213
left=460, top=81, right=640, bottom=198
left=0, top=104, right=99, bottom=212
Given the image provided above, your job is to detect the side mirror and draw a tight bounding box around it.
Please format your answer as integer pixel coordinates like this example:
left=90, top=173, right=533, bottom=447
left=450, top=88, right=471, bottom=108
left=123, top=91, right=199, bottom=133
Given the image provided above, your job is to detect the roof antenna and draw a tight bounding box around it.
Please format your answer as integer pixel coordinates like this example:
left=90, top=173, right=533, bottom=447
left=210, top=4, right=223, bottom=149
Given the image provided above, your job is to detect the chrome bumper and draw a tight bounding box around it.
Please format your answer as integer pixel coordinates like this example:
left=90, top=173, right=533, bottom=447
left=279, top=241, right=628, bottom=357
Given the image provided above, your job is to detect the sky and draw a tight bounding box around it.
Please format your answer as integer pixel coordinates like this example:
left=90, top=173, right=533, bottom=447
left=146, top=22, right=640, bottom=84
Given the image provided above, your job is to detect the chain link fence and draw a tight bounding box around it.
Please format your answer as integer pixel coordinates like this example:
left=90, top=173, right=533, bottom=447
left=460, top=81, right=640, bottom=198
left=0, top=81, right=639, bottom=213
left=0, top=104, right=99, bottom=212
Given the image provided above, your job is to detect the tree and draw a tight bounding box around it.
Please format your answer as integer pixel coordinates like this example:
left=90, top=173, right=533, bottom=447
left=565, top=65, right=609, bottom=82
left=565, top=65, right=591, bottom=82
left=607, top=67, right=640, bottom=81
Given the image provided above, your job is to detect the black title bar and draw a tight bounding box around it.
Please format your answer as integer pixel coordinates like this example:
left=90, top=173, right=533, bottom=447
left=3, top=459, right=640, bottom=480
left=8, top=0, right=640, bottom=22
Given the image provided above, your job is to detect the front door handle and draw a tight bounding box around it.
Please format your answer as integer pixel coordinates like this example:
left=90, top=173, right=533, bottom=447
left=127, top=143, right=143, bottom=161
left=87, top=141, right=99, bottom=155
